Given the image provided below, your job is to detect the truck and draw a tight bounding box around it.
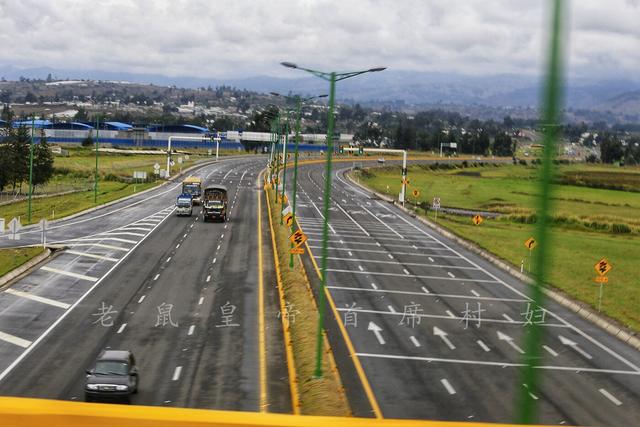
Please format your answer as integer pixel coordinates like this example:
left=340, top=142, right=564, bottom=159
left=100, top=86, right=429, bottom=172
left=175, top=193, right=193, bottom=216
left=181, top=176, right=202, bottom=205
left=202, top=185, right=228, bottom=222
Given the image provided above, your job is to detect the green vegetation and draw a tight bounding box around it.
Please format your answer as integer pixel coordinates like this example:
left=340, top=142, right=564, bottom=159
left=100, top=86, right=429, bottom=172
left=0, top=247, right=45, bottom=278
left=357, top=162, right=640, bottom=331
left=266, top=188, right=350, bottom=416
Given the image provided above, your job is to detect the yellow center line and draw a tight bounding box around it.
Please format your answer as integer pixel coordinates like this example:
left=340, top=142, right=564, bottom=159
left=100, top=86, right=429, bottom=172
left=257, top=170, right=268, bottom=413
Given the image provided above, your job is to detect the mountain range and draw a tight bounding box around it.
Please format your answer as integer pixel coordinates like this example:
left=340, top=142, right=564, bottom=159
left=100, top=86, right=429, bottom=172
left=1, top=64, right=639, bottom=116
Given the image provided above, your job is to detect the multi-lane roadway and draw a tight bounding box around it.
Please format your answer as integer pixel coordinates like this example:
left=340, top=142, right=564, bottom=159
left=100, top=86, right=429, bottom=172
left=0, top=156, right=291, bottom=412
left=0, top=154, right=638, bottom=426
left=289, top=160, right=640, bottom=426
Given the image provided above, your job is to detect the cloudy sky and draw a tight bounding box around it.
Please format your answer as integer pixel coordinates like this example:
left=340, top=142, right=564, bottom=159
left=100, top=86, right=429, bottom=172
left=0, top=0, right=638, bottom=81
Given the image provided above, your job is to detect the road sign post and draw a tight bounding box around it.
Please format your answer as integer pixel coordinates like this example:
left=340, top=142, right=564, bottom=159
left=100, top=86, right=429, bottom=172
left=472, top=215, right=483, bottom=225
left=432, top=197, right=441, bottom=223
left=39, top=218, right=49, bottom=248
left=8, top=217, right=21, bottom=240
left=524, top=237, right=537, bottom=272
left=594, top=258, right=612, bottom=312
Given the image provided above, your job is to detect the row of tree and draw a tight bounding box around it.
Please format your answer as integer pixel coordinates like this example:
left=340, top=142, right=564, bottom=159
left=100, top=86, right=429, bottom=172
left=0, top=126, right=55, bottom=193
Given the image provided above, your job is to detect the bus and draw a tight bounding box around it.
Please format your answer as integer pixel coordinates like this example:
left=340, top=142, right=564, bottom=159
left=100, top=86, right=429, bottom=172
left=181, top=176, right=202, bottom=205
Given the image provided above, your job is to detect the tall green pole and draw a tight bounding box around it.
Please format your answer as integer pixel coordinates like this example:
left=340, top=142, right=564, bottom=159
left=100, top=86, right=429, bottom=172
left=94, top=115, right=100, bottom=204
left=27, top=117, right=35, bottom=223
left=314, top=72, right=337, bottom=378
left=289, top=97, right=303, bottom=268
left=280, top=111, right=290, bottom=224
left=274, top=114, right=280, bottom=196
left=517, top=0, right=564, bottom=423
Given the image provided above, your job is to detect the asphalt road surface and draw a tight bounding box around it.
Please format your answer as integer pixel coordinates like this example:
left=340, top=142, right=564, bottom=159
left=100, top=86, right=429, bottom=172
left=0, top=156, right=292, bottom=413
left=288, top=160, right=640, bottom=426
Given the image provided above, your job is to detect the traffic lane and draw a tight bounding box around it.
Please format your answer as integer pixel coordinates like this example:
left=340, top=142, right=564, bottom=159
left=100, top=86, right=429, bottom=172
left=0, top=157, right=261, bottom=247
left=53, top=164, right=256, bottom=407
left=0, top=205, right=195, bottom=399
left=182, top=186, right=261, bottom=410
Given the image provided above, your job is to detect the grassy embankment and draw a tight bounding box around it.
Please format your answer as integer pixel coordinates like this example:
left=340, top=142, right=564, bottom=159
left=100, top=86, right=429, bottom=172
left=357, top=162, right=640, bottom=331
left=0, top=247, right=45, bottom=278
left=265, top=187, right=350, bottom=416
left=0, top=147, right=203, bottom=225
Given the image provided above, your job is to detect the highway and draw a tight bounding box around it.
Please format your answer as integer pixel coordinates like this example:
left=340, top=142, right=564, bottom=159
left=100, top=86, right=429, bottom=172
left=289, top=160, right=640, bottom=425
left=0, top=156, right=292, bottom=412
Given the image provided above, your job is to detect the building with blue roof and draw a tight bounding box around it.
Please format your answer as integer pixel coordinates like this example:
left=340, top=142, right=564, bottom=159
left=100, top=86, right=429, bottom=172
left=48, top=122, right=94, bottom=130
left=146, top=124, right=209, bottom=134
left=12, top=119, right=52, bottom=129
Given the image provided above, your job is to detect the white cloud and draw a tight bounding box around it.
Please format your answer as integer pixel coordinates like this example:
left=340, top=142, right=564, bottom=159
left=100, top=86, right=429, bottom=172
left=0, top=0, right=637, bottom=80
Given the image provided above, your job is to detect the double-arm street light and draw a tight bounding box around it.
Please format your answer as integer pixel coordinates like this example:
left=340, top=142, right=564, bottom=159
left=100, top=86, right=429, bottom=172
left=281, top=62, right=385, bottom=378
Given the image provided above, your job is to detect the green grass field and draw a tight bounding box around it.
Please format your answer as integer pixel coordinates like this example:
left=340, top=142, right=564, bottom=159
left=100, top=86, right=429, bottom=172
left=358, top=163, right=640, bottom=331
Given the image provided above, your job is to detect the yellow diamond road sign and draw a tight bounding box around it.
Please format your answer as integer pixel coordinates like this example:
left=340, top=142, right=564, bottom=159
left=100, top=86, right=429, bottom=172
left=594, top=258, right=612, bottom=276
left=524, top=237, right=536, bottom=250
left=412, top=189, right=420, bottom=197
left=289, top=230, right=307, bottom=248
left=284, top=213, right=293, bottom=227
left=473, top=215, right=483, bottom=225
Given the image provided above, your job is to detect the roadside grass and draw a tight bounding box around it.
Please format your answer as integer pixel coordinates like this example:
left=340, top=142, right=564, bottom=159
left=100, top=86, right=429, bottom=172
left=0, top=181, right=156, bottom=226
left=0, top=247, right=45, bottom=278
left=266, top=187, right=350, bottom=416
left=435, top=214, right=640, bottom=331
left=357, top=163, right=640, bottom=332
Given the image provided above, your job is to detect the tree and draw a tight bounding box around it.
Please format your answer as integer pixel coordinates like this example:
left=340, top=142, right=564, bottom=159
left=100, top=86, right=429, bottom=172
left=32, top=131, right=54, bottom=189
left=75, top=107, right=88, bottom=122
left=5, top=126, right=30, bottom=193
left=600, top=134, right=624, bottom=163
left=493, top=132, right=515, bottom=157
left=0, top=145, right=9, bottom=192
left=354, top=121, right=384, bottom=147
left=24, top=92, right=38, bottom=104
left=1, top=104, right=13, bottom=123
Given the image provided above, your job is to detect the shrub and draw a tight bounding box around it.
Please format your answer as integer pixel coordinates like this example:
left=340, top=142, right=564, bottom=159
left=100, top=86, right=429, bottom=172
left=519, top=159, right=528, bottom=166
left=612, top=223, right=632, bottom=234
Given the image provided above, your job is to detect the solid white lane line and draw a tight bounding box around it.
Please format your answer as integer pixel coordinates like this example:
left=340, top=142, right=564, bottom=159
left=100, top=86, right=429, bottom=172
left=166, top=257, right=172, bottom=263
left=355, top=353, right=640, bottom=375
left=40, top=266, right=98, bottom=282
left=188, top=325, right=195, bottom=336
left=470, top=290, right=481, bottom=297
left=138, top=295, right=146, bottom=303
left=327, top=286, right=529, bottom=303
left=66, top=243, right=129, bottom=252
left=599, top=388, right=622, bottom=406
left=410, top=336, right=421, bottom=347
left=172, top=366, right=182, bottom=381
left=441, top=379, right=456, bottom=395
left=120, top=227, right=152, bottom=232
left=387, top=305, right=397, bottom=313
left=153, top=274, right=160, bottom=281
left=543, top=345, right=559, bottom=357
left=447, top=271, right=455, bottom=278
left=117, top=324, right=127, bottom=334
left=323, top=257, right=478, bottom=270
left=310, top=246, right=461, bottom=258
left=206, top=275, right=211, bottom=282
left=198, top=297, right=204, bottom=305
left=326, top=268, right=498, bottom=283
left=477, top=340, right=491, bottom=352
left=102, top=231, right=145, bottom=237
left=358, top=203, right=405, bottom=239
left=0, top=331, right=31, bottom=348
left=79, top=237, right=137, bottom=244
left=133, top=222, right=158, bottom=227
left=335, top=203, right=370, bottom=237
left=502, top=314, right=515, bottom=322
left=4, top=289, right=70, bottom=309
left=403, top=268, right=410, bottom=275
left=370, top=283, right=378, bottom=290
left=65, top=250, right=119, bottom=262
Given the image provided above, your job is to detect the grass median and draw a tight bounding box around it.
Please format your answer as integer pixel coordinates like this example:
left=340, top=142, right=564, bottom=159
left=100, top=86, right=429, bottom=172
left=265, top=187, right=350, bottom=416
left=0, top=247, right=45, bottom=278
left=356, top=162, right=640, bottom=331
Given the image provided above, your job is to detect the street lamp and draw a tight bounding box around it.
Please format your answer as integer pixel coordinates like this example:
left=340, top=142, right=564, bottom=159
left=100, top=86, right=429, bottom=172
left=271, top=92, right=328, bottom=264
left=281, top=62, right=385, bottom=378
left=94, top=115, right=100, bottom=204
left=27, top=117, right=35, bottom=222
